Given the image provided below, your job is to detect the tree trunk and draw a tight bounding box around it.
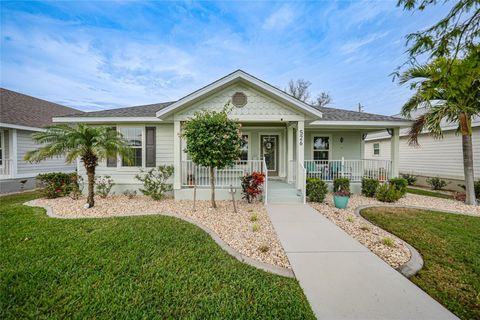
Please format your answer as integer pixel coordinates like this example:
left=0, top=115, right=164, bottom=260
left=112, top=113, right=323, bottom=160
left=86, top=165, right=96, bottom=207
left=462, top=134, right=477, bottom=205
left=210, top=166, right=216, bottom=208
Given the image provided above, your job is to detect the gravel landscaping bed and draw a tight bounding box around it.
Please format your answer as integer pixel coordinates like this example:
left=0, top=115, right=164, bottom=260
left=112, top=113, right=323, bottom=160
left=33, top=196, right=290, bottom=269
left=310, top=193, right=479, bottom=269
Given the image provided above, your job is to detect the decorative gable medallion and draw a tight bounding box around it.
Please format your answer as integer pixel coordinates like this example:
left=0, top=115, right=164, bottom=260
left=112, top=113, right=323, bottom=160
left=232, top=92, right=247, bottom=108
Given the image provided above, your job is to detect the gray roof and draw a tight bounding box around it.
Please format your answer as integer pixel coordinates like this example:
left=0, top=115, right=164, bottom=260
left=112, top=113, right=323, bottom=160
left=63, top=102, right=174, bottom=118
left=60, top=100, right=406, bottom=122
left=0, top=88, right=82, bottom=128
left=313, top=106, right=407, bottom=122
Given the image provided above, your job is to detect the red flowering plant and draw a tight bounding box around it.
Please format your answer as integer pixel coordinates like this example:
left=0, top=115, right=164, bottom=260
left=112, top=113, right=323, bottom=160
left=241, top=171, right=265, bottom=203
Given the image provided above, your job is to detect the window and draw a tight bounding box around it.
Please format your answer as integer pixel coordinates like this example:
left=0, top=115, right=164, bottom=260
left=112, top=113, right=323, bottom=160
left=106, top=127, right=117, bottom=167
left=120, top=127, right=143, bottom=167
left=313, top=136, right=329, bottom=160
left=373, top=143, right=380, bottom=156
left=0, top=130, right=4, bottom=166
left=240, top=134, right=248, bottom=161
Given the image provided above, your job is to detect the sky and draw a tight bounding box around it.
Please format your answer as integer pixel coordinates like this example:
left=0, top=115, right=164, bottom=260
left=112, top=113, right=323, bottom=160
left=0, top=1, right=450, bottom=114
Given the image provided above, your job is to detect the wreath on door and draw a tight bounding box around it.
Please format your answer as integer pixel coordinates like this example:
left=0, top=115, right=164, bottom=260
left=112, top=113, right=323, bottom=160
left=264, top=141, right=273, bottom=150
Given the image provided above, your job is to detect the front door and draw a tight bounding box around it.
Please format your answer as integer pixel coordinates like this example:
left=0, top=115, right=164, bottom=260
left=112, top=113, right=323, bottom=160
left=261, top=135, right=279, bottom=176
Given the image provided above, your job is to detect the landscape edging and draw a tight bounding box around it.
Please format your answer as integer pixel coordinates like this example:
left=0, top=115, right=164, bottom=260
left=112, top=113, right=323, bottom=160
left=24, top=201, right=295, bottom=279
left=354, top=204, right=424, bottom=278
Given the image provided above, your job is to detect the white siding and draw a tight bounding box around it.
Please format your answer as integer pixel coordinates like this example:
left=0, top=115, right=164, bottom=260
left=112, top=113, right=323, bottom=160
left=305, top=130, right=363, bottom=160
left=365, top=127, right=480, bottom=180
left=79, top=124, right=174, bottom=186
left=16, top=129, right=76, bottom=177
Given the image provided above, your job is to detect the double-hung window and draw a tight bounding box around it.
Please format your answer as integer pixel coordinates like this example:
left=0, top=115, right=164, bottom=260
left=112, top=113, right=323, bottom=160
left=240, top=134, right=248, bottom=161
left=373, top=143, right=380, bottom=156
left=120, top=127, right=143, bottom=167
left=313, top=136, right=330, bottom=161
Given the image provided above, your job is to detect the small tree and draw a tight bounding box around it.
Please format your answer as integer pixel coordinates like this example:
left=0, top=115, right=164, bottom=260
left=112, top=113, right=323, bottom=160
left=182, top=106, right=242, bottom=208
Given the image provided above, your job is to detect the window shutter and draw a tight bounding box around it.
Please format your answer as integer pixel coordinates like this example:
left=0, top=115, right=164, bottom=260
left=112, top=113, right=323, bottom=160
left=107, top=127, right=117, bottom=167
left=146, top=127, right=156, bottom=167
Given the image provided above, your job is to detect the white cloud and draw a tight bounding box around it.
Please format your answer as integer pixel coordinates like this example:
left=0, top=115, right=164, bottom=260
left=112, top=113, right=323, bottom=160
left=262, top=5, right=297, bottom=31
left=340, top=32, right=389, bottom=55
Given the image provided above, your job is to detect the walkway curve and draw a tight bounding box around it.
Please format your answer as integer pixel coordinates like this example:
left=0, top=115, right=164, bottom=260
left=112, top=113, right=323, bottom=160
left=24, top=201, right=294, bottom=279
left=354, top=205, right=424, bottom=278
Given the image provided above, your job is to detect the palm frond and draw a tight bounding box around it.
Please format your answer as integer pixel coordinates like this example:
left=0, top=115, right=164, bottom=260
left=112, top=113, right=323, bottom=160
left=407, top=115, right=426, bottom=146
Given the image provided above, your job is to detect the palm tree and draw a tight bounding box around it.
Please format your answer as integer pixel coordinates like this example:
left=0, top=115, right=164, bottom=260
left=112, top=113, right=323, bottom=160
left=25, top=124, right=130, bottom=207
left=399, top=47, right=479, bottom=205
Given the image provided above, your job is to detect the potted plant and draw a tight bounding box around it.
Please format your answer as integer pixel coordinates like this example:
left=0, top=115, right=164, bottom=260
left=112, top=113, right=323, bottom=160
left=333, top=178, right=351, bottom=209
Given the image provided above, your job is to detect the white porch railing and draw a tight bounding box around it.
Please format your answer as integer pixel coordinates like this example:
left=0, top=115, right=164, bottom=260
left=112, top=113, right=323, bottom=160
left=181, top=160, right=265, bottom=188
left=300, top=161, right=306, bottom=204
left=304, top=159, right=392, bottom=182
left=0, top=159, right=13, bottom=178
left=263, top=158, right=268, bottom=205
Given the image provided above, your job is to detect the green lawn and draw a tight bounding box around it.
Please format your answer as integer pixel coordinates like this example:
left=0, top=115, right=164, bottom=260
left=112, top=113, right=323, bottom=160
left=0, top=192, right=314, bottom=319
left=361, top=207, right=480, bottom=320
left=406, top=187, right=453, bottom=199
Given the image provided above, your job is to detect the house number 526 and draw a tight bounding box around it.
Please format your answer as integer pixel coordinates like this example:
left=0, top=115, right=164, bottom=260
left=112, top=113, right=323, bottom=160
left=299, top=129, right=304, bottom=146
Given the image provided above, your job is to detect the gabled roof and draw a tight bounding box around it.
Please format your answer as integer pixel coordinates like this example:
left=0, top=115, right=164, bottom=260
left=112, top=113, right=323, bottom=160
left=64, top=102, right=174, bottom=118
left=155, top=69, right=324, bottom=119
left=0, top=88, right=81, bottom=129
left=313, top=106, right=407, bottom=122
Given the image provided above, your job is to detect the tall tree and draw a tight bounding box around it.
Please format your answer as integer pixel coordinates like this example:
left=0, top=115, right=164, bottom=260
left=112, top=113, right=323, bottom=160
left=399, top=47, right=479, bottom=205
left=182, top=106, right=242, bottom=208
left=286, top=79, right=311, bottom=102
left=312, top=92, right=332, bottom=108
left=25, top=124, right=130, bottom=208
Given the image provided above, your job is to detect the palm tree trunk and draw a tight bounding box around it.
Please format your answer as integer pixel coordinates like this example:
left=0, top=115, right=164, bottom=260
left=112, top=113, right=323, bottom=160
left=462, top=134, right=477, bottom=205
left=210, top=166, right=216, bottom=208
left=86, top=165, right=96, bottom=208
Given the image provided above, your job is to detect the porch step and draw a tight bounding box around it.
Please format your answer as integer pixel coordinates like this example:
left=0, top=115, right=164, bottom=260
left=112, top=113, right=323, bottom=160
left=267, top=180, right=303, bottom=204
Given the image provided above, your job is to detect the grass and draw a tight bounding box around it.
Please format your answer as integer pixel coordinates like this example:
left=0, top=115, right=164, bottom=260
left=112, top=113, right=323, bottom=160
left=0, top=192, right=315, bottom=319
left=361, top=207, right=480, bottom=320
left=406, top=187, right=453, bottom=199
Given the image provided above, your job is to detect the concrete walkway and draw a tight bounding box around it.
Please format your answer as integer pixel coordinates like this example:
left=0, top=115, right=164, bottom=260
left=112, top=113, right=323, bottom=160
left=267, top=204, right=458, bottom=320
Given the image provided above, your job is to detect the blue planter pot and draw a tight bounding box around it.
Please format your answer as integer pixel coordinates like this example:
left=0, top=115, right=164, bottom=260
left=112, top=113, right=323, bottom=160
left=333, top=195, right=350, bottom=209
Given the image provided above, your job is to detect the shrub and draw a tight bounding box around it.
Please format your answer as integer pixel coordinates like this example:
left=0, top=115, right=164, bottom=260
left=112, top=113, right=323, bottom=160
left=135, top=165, right=174, bottom=200
left=400, top=173, right=417, bottom=186
left=389, top=177, right=408, bottom=197
left=95, top=175, right=114, bottom=198
left=306, top=178, right=328, bottom=202
left=258, top=244, right=269, bottom=253
left=252, top=223, right=259, bottom=232
left=426, top=177, right=448, bottom=190
left=454, top=192, right=466, bottom=202
left=123, top=189, right=137, bottom=199
left=241, top=171, right=265, bottom=203
left=376, top=183, right=402, bottom=202
left=361, top=178, right=379, bottom=197
left=250, top=213, right=258, bottom=222
left=381, top=237, right=395, bottom=247
left=37, top=172, right=77, bottom=198
left=333, top=178, right=350, bottom=193
left=346, top=216, right=355, bottom=223
left=69, top=173, right=83, bottom=200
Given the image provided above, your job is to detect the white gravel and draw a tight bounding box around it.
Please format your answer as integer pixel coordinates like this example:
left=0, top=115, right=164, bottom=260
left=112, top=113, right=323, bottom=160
left=33, top=196, right=291, bottom=269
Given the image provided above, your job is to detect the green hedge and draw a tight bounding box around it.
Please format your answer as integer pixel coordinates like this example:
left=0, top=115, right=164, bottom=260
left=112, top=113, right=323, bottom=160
left=37, top=172, right=79, bottom=198
left=376, top=183, right=403, bottom=202
left=389, top=177, right=408, bottom=197
left=306, top=178, right=328, bottom=202
left=361, top=178, right=379, bottom=197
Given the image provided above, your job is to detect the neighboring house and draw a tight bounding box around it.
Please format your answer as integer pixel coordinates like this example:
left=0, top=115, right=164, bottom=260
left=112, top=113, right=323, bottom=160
left=365, top=106, right=479, bottom=191
left=54, top=70, right=411, bottom=202
left=0, top=88, right=81, bottom=193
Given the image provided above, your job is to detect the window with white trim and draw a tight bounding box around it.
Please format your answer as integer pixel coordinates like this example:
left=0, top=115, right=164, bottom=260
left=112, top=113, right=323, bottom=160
left=373, top=143, right=380, bottom=156
left=313, top=136, right=329, bottom=160
left=240, top=134, right=248, bottom=161
left=120, top=127, right=143, bottom=167
left=0, top=130, right=4, bottom=166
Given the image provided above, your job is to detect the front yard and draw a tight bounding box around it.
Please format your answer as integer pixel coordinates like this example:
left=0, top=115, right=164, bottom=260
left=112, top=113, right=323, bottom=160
left=0, top=192, right=314, bottom=319
left=361, top=207, right=480, bottom=320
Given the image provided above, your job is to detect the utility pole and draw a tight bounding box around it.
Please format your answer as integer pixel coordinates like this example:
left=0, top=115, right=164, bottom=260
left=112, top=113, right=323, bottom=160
left=358, top=103, right=364, bottom=112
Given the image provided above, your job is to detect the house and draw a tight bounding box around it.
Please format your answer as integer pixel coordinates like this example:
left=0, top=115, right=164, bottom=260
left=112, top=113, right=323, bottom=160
left=0, top=88, right=81, bottom=193
left=53, top=70, right=411, bottom=202
left=365, top=106, right=479, bottom=191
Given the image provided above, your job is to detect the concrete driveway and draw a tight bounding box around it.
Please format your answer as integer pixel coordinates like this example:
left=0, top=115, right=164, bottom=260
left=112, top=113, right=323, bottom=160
left=267, top=203, right=458, bottom=320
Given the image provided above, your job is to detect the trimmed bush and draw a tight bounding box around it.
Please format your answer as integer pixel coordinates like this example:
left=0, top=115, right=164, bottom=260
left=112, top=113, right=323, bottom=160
left=389, top=177, right=408, bottom=197
left=376, top=183, right=402, bottom=202
left=306, top=178, right=328, bottom=202
left=361, top=178, right=379, bottom=197
left=400, top=173, right=417, bottom=186
left=95, top=175, right=114, bottom=198
left=426, top=177, right=448, bottom=190
left=475, top=180, right=480, bottom=200
left=37, top=172, right=78, bottom=198
left=333, top=178, right=350, bottom=192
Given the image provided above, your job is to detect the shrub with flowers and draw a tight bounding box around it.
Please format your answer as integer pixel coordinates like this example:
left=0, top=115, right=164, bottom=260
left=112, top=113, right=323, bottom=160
left=37, top=172, right=78, bottom=199
left=95, top=175, right=115, bottom=198
left=241, top=171, right=265, bottom=203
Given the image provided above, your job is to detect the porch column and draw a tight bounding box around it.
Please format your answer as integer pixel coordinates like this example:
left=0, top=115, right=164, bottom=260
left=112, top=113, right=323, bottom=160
left=287, top=125, right=294, bottom=183
left=390, top=127, right=400, bottom=178
left=9, top=129, right=17, bottom=178
left=296, top=120, right=305, bottom=189
left=173, top=121, right=181, bottom=190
